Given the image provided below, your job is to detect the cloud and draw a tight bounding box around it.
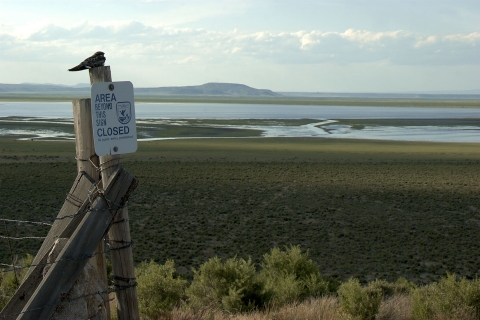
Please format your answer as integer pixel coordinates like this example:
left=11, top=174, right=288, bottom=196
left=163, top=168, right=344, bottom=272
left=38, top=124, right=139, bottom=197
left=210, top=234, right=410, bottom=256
left=300, top=31, right=321, bottom=50
left=444, top=32, right=480, bottom=43
left=414, top=36, right=437, bottom=48
left=174, top=55, right=198, bottom=64
left=340, top=29, right=407, bottom=43
left=1, top=21, right=479, bottom=69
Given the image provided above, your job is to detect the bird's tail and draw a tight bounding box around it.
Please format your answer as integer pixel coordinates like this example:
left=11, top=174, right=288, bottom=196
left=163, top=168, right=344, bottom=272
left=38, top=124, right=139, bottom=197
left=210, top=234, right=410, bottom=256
left=68, top=64, right=87, bottom=72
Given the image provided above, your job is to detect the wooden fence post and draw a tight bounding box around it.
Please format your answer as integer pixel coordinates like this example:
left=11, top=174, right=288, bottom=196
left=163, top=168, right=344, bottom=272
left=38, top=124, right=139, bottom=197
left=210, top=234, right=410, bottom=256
left=89, top=66, right=140, bottom=320
left=0, top=171, right=100, bottom=319
left=19, top=169, right=138, bottom=320
left=72, top=98, right=110, bottom=319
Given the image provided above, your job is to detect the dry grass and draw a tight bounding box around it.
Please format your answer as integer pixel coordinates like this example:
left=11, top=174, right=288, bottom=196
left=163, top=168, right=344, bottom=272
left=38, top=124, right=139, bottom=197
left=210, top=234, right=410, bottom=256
left=151, top=295, right=479, bottom=320
left=429, top=310, right=478, bottom=320
left=376, top=295, right=412, bottom=320
left=265, top=297, right=341, bottom=320
left=152, top=295, right=419, bottom=320
left=163, top=297, right=341, bottom=320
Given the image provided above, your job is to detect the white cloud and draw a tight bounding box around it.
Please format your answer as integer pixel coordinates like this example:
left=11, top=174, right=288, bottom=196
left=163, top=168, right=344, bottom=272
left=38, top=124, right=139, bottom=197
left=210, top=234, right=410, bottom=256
left=175, top=55, right=198, bottom=64
left=444, top=32, right=480, bottom=43
left=300, top=31, right=321, bottom=50
left=0, top=20, right=479, bottom=89
left=414, top=36, right=437, bottom=48
left=340, top=29, right=406, bottom=43
left=2, top=21, right=478, bottom=67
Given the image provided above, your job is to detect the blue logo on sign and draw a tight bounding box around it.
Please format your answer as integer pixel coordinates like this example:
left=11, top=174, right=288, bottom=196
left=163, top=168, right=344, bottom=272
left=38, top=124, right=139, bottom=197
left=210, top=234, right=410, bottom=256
left=116, top=102, right=132, bottom=124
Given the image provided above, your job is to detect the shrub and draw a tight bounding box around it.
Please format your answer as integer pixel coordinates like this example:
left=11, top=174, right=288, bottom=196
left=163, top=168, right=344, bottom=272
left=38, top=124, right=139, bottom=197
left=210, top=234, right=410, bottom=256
left=186, top=256, right=264, bottom=313
left=0, top=272, right=7, bottom=310
left=0, top=254, right=33, bottom=310
left=136, top=260, right=188, bottom=319
left=412, top=273, right=480, bottom=320
left=393, top=277, right=417, bottom=294
left=367, top=278, right=417, bottom=298
left=376, top=294, right=412, bottom=320
left=338, top=278, right=383, bottom=320
left=260, top=245, right=329, bottom=307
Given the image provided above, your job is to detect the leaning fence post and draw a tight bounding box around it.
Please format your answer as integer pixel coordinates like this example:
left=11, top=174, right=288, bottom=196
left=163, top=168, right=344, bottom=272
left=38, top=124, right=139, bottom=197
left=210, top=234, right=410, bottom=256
left=72, top=98, right=111, bottom=319
left=89, top=66, right=140, bottom=320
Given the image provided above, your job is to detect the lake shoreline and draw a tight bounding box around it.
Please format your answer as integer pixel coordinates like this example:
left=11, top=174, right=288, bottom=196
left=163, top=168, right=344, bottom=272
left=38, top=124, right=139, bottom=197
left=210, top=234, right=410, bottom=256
left=1, top=102, right=478, bottom=143
left=2, top=116, right=478, bottom=143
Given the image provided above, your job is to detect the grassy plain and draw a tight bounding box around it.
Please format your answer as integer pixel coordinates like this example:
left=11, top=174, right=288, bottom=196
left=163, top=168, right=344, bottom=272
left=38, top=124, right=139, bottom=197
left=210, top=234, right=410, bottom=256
left=1, top=94, right=480, bottom=107
left=1, top=137, right=479, bottom=285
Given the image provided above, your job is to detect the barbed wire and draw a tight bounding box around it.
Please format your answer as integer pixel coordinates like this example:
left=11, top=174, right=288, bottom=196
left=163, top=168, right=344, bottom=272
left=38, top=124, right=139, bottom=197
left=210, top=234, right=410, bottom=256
left=0, top=170, right=138, bottom=319
left=0, top=201, right=127, bottom=229
left=1, top=240, right=133, bottom=274
left=0, top=200, right=130, bottom=268
left=0, top=218, right=52, bottom=227
left=75, top=155, right=122, bottom=173
left=0, top=235, right=46, bottom=240
left=0, top=177, right=127, bottom=227
left=0, top=263, right=16, bottom=268
left=0, top=207, right=131, bottom=273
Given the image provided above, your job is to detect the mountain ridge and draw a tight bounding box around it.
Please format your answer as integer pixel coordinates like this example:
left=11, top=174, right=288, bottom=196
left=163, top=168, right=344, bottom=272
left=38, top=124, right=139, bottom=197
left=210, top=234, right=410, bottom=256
left=0, top=82, right=281, bottom=97
left=1, top=83, right=479, bottom=99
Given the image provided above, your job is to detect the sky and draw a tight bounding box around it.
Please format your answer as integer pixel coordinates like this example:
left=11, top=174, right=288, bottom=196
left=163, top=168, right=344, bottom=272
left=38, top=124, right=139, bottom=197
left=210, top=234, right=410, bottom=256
left=0, top=0, right=479, bottom=92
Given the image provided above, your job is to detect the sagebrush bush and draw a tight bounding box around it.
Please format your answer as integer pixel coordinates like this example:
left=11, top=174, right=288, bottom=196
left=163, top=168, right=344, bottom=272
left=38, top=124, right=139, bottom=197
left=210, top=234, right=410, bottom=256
left=186, top=256, right=264, bottom=313
left=0, top=254, right=33, bottom=310
left=338, top=278, right=383, bottom=320
left=412, top=273, right=480, bottom=320
left=260, top=245, right=329, bottom=307
left=136, top=259, right=188, bottom=319
left=0, top=272, right=7, bottom=310
left=367, top=278, right=417, bottom=297
left=376, top=294, right=412, bottom=320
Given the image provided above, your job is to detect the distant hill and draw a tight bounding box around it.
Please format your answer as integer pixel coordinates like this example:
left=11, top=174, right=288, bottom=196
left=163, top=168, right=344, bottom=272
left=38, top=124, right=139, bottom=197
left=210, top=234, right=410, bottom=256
left=278, top=91, right=480, bottom=100
left=0, top=82, right=281, bottom=97
left=2, top=83, right=478, bottom=99
left=136, top=83, right=280, bottom=97
left=0, top=83, right=89, bottom=93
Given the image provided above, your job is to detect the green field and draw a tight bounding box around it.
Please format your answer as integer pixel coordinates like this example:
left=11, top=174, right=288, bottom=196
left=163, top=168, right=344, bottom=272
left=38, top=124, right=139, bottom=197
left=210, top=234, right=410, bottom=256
left=1, top=138, right=479, bottom=285
left=1, top=94, right=480, bottom=108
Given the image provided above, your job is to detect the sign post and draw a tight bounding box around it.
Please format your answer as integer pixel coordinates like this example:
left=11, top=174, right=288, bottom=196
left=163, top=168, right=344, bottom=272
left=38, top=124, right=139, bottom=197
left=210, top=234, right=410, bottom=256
left=91, top=81, right=137, bottom=156
left=89, top=67, right=140, bottom=320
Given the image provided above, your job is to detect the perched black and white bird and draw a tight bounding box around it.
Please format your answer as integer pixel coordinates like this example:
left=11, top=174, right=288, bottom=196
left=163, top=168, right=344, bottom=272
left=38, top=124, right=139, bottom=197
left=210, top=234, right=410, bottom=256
left=68, top=51, right=106, bottom=71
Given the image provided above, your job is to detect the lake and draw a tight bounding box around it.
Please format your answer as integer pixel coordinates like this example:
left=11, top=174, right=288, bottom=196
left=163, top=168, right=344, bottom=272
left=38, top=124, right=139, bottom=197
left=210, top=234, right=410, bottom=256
left=0, top=102, right=479, bottom=143
left=0, top=102, right=479, bottom=119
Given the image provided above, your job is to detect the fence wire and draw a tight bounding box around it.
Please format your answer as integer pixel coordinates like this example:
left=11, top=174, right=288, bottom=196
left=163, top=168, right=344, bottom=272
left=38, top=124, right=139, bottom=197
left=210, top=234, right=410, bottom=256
left=0, top=180, right=136, bottom=319
left=1, top=239, right=133, bottom=274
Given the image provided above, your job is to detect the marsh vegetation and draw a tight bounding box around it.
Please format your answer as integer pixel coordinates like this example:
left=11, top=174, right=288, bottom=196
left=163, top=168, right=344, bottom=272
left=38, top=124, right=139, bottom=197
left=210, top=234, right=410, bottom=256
left=1, top=138, right=479, bottom=285
left=0, top=130, right=479, bottom=319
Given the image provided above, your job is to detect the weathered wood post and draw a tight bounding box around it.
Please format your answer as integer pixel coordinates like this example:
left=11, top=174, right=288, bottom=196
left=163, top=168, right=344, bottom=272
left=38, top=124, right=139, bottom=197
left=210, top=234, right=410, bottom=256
left=0, top=60, right=138, bottom=320
left=17, top=169, right=138, bottom=320
left=89, top=66, right=140, bottom=320
left=72, top=98, right=110, bottom=319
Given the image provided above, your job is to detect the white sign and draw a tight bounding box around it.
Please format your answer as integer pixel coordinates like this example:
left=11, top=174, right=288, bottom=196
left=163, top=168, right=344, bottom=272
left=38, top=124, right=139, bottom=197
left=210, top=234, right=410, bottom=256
left=91, top=81, right=137, bottom=156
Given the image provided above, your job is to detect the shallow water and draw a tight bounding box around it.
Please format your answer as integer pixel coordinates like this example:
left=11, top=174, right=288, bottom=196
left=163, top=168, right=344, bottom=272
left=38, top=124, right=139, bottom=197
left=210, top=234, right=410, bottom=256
left=1, top=101, right=479, bottom=119
left=0, top=102, right=479, bottom=143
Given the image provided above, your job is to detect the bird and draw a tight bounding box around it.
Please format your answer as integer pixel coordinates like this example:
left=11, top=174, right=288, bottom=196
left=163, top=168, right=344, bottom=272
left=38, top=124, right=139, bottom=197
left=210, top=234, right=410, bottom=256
left=68, top=51, right=106, bottom=71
